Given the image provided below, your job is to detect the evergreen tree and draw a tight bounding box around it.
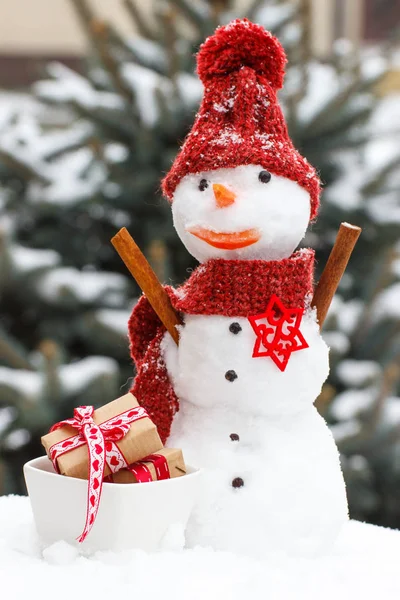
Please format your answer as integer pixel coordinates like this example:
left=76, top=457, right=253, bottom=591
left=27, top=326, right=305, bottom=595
left=0, top=0, right=399, bottom=529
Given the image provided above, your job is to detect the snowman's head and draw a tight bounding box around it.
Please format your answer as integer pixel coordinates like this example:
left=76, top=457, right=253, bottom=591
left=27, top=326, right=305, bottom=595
left=171, top=164, right=311, bottom=263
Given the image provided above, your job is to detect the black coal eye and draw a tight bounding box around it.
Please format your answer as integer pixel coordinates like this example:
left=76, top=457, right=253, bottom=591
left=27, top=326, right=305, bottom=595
left=199, top=179, right=208, bottom=191
left=258, top=170, right=271, bottom=183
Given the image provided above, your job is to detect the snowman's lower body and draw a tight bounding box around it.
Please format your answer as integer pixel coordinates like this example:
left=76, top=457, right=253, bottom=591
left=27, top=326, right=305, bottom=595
left=169, top=404, right=348, bottom=558
left=163, top=312, right=348, bottom=557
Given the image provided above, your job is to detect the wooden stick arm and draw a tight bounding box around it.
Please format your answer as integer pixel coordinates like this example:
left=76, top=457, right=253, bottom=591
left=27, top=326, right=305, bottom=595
left=111, top=228, right=182, bottom=345
left=311, top=222, right=361, bottom=327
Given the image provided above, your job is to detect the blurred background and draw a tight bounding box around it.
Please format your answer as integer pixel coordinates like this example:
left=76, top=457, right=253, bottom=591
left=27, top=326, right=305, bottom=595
left=0, top=0, right=399, bottom=528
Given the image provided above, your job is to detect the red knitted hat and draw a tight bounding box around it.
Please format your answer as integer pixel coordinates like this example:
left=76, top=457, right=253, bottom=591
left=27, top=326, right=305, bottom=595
left=162, top=19, right=320, bottom=220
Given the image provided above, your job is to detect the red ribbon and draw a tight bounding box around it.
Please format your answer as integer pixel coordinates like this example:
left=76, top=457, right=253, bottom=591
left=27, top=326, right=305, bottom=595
left=49, top=404, right=148, bottom=543
left=105, top=453, right=171, bottom=484
left=127, top=453, right=171, bottom=483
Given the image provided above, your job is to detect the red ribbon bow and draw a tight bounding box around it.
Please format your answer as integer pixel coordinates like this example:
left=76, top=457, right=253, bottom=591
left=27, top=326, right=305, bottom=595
left=49, top=404, right=148, bottom=542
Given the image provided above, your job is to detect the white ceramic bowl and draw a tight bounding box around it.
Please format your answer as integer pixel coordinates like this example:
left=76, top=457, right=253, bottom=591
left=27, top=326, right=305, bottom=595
left=24, top=456, right=202, bottom=552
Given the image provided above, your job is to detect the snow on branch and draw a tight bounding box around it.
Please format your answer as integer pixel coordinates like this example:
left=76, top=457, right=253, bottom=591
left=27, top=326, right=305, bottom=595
left=253, top=2, right=297, bottom=33
left=168, top=0, right=209, bottom=30
left=123, top=0, right=157, bottom=41
left=0, top=146, right=50, bottom=185
left=125, top=38, right=168, bottom=74
left=35, top=267, right=128, bottom=307
left=35, top=63, right=124, bottom=112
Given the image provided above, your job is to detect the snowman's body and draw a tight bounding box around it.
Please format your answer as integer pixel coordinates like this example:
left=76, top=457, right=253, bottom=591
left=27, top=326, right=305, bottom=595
left=162, top=310, right=348, bottom=556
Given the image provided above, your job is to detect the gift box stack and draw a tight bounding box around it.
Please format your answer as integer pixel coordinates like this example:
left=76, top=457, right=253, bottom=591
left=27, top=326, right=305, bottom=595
left=41, top=393, right=186, bottom=542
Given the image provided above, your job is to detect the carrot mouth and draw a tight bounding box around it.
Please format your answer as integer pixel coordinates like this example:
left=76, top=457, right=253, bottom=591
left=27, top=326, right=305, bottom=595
left=188, top=227, right=261, bottom=250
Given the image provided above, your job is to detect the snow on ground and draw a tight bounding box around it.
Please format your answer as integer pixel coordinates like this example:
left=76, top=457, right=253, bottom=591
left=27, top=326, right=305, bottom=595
left=1, top=495, right=400, bottom=600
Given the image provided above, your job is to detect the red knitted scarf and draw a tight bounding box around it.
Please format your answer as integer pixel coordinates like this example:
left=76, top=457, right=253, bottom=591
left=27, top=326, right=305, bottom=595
left=172, top=248, right=315, bottom=317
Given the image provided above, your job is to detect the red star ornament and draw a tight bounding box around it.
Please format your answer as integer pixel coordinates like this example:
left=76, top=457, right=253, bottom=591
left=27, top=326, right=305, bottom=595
left=248, top=295, right=309, bottom=372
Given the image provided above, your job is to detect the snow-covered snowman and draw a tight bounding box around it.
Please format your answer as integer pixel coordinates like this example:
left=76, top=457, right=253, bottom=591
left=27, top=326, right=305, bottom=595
left=128, top=19, right=348, bottom=557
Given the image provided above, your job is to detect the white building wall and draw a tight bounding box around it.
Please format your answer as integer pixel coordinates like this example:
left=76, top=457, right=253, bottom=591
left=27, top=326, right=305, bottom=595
left=0, top=0, right=153, bottom=54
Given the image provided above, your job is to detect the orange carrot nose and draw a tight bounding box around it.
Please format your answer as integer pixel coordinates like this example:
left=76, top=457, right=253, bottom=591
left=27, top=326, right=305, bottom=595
left=213, top=183, right=236, bottom=208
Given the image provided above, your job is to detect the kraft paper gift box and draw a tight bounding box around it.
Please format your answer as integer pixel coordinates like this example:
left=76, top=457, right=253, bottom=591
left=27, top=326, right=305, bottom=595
left=41, top=393, right=163, bottom=480
left=107, top=448, right=186, bottom=484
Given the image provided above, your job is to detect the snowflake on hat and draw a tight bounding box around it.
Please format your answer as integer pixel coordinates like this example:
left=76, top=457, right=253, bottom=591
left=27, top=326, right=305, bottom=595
left=129, top=19, right=325, bottom=442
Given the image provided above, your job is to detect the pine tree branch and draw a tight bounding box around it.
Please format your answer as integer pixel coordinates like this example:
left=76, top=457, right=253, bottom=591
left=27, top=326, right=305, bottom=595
left=161, top=7, right=180, bottom=82
left=123, top=39, right=167, bottom=75
left=37, top=339, right=63, bottom=407
left=105, top=21, right=142, bottom=62
left=0, top=148, right=50, bottom=184
left=285, top=94, right=299, bottom=140
left=208, top=0, right=230, bottom=27
left=305, top=69, right=384, bottom=138
left=67, top=0, right=97, bottom=47
left=167, top=0, right=208, bottom=31
left=123, top=0, right=157, bottom=41
left=305, top=105, right=372, bottom=151
left=273, top=13, right=299, bottom=38
left=350, top=248, right=397, bottom=350
left=381, top=325, right=400, bottom=364
left=60, top=100, right=136, bottom=141
left=246, top=0, right=266, bottom=22
left=298, top=0, right=311, bottom=90
left=68, top=1, right=135, bottom=106
left=245, top=1, right=298, bottom=36
left=0, top=460, right=5, bottom=496
left=43, top=133, right=93, bottom=161
left=147, top=239, right=169, bottom=283
left=361, top=153, right=400, bottom=197
left=89, top=19, right=135, bottom=105
left=369, top=361, right=400, bottom=435
left=336, top=361, right=400, bottom=455
left=154, top=86, right=174, bottom=132
left=381, top=25, right=400, bottom=56
left=327, top=128, right=400, bottom=151
left=0, top=334, right=34, bottom=371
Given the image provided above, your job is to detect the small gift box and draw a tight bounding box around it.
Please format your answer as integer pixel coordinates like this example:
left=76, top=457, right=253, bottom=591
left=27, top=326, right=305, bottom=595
left=41, top=393, right=163, bottom=542
left=41, top=393, right=163, bottom=480
left=106, top=448, right=186, bottom=484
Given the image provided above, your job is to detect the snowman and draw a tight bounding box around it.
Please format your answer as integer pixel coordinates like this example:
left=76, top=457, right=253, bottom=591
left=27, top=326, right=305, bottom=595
left=128, top=19, right=348, bottom=557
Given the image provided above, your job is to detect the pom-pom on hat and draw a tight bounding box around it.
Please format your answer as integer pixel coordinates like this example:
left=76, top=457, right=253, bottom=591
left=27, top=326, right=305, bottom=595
left=162, top=19, right=320, bottom=220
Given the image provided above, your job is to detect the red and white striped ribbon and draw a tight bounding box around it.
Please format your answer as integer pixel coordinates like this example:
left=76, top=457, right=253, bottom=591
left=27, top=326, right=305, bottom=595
left=127, top=453, right=171, bottom=483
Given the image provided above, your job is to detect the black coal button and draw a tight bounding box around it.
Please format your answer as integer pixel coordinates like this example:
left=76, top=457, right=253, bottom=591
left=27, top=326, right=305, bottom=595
left=225, top=370, right=238, bottom=382
left=232, top=477, right=244, bottom=488
left=229, top=322, right=242, bottom=334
